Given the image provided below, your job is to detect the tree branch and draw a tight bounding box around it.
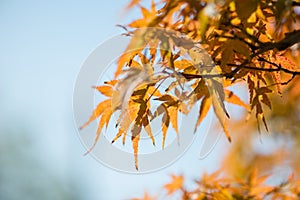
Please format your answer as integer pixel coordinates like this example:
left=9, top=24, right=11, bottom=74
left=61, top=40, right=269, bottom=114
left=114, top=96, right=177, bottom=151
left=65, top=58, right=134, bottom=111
left=179, top=63, right=300, bottom=81
left=292, top=1, right=300, bottom=6
left=259, top=29, right=300, bottom=53
left=226, top=29, right=300, bottom=77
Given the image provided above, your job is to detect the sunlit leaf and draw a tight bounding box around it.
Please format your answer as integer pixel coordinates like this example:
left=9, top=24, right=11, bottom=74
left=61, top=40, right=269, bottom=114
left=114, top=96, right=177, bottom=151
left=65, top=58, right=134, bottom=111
left=225, top=90, right=249, bottom=110
left=80, top=99, right=111, bottom=130
left=168, top=106, right=179, bottom=135
left=84, top=108, right=112, bottom=155
left=164, top=175, right=184, bottom=195
left=93, top=85, right=113, bottom=97
left=194, top=96, right=212, bottom=133
left=142, top=115, right=155, bottom=145
left=132, top=124, right=141, bottom=170
left=162, top=106, right=170, bottom=149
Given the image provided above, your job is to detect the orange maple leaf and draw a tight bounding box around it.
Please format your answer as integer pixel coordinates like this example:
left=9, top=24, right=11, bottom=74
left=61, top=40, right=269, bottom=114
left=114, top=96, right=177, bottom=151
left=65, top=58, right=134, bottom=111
left=164, top=175, right=184, bottom=195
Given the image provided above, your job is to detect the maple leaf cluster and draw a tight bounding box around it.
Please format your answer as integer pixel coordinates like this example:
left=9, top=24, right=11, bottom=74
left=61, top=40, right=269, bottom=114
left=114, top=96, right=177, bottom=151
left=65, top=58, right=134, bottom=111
left=133, top=171, right=300, bottom=200
left=81, top=0, right=300, bottom=172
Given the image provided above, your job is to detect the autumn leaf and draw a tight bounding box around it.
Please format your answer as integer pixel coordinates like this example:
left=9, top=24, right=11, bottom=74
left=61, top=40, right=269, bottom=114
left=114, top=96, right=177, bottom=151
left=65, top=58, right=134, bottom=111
left=207, top=78, right=231, bottom=142
left=174, top=59, right=192, bottom=70
left=161, top=107, right=170, bottom=149
left=115, top=51, right=139, bottom=78
left=220, top=44, right=234, bottom=69
left=212, top=89, right=231, bottom=142
left=244, top=168, right=273, bottom=197
left=126, top=0, right=140, bottom=10
left=164, top=175, right=184, bottom=195
left=93, top=85, right=113, bottom=97
left=79, top=99, right=111, bottom=130
left=235, top=0, right=259, bottom=21
left=251, top=86, right=273, bottom=132
left=112, top=65, right=154, bottom=112
left=142, top=115, right=155, bottom=145
left=154, top=94, right=175, bottom=102
left=84, top=107, right=113, bottom=155
left=271, top=71, right=282, bottom=95
left=194, top=96, right=212, bottom=133
left=168, top=106, right=179, bottom=135
left=80, top=0, right=300, bottom=172
left=111, top=100, right=140, bottom=144
left=128, top=4, right=157, bottom=28
left=132, top=124, right=141, bottom=170
left=186, top=45, right=231, bottom=141
left=147, top=86, right=162, bottom=97
left=131, top=192, right=156, bottom=200
left=276, top=54, right=296, bottom=71
left=151, top=104, right=166, bottom=120
left=248, top=75, right=255, bottom=104
left=104, top=79, right=118, bottom=86
left=210, top=79, right=229, bottom=118
left=220, top=39, right=251, bottom=68
left=225, top=89, right=250, bottom=111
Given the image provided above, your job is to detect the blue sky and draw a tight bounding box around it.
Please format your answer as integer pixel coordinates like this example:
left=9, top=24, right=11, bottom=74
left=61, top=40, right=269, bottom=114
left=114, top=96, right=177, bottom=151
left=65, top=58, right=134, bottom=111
left=0, top=1, right=233, bottom=199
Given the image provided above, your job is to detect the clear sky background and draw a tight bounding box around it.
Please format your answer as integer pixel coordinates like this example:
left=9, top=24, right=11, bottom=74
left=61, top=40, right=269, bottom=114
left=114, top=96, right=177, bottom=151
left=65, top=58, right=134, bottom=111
left=0, top=1, right=235, bottom=199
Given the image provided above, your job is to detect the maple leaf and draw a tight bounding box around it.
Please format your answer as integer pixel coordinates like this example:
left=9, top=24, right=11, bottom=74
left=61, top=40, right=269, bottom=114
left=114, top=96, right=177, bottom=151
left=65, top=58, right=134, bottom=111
left=194, top=96, right=212, bottom=133
left=93, top=85, right=113, bottom=97
left=115, top=28, right=160, bottom=78
left=131, top=192, right=156, bottom=200
left=80, top=0, right=300, bottom=173
left=206, top=76, right=231, bottom=142
left=153, top=93, right=180, bottom=148
left=251, top=86, right=273, bottom=132
left=84, top=107, right=113, bottom=155
left=142, top=115, right=155, bottom=145
left=132, top=124, right=141, bottom=170
left=112, top=65, right=154, bottom=112
left=276, top=54, right=297, bottom=71
left=164, top=175, right=184, bottom=195
left=126, top=0, right=141, bottom=10
left=225, top=89, right=250, bottom=111
left=111, top=100, right=140, bottom=144
left=174, top=59, right=193, bottom=70
left=211, top=85, right=232, bottom=142
left=235, top=0, right=259, bottom=21
left=219, top=39, right=251, bottom=69
left=161, top=106, right=170, bottom=149
left=185, top=46, right=232, bottom=141
left=128, top=1, right=157, bottom=28
left=115, top=51, right=139, bottom=78
left=79, top=99, right=111, bottom=130
left=168, top=106, right=179, bottom=135
left=271, top=71, right=282, bottom=95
